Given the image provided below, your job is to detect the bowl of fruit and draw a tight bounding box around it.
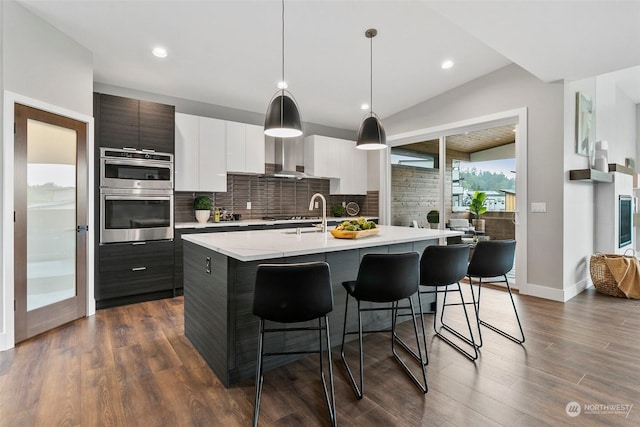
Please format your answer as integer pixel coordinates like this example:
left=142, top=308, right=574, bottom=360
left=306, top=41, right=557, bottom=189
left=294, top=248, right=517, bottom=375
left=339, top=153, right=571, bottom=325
left=330, top=217, right=379, bottom=239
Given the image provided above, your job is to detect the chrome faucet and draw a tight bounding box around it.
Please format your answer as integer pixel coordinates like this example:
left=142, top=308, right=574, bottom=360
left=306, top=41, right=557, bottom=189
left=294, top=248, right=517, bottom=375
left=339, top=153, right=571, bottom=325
left=309, top=193, right=327, bottom=233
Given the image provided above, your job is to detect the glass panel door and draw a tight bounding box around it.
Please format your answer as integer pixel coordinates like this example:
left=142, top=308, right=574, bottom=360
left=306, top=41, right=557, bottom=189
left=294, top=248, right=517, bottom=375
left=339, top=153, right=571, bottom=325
left=26, top=119, right=78, bottom=310
left=14, top=103, right=87, bottom=343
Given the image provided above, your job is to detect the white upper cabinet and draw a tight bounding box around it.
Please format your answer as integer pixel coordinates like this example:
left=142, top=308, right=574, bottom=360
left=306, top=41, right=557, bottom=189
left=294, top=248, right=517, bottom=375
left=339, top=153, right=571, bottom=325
left=304, top=135, right=341, bottom=178
left=330, top=139, right=367, bottom=195
left=175, top=113, right=227, bottom=192
left=226, top=121, right=265, bottom=174
left=304, top=135, right=367, bottom=195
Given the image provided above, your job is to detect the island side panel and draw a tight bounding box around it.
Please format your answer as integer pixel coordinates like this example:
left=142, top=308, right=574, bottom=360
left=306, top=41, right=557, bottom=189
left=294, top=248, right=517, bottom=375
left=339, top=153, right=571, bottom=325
left=229, top=256, right=289, bottom=384
left=183, top=241, right=229, bottom=386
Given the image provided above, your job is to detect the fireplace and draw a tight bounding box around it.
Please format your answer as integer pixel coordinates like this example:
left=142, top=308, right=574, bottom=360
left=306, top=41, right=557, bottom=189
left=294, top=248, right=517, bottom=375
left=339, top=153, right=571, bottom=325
left=619, top=195, right=632, bottom=248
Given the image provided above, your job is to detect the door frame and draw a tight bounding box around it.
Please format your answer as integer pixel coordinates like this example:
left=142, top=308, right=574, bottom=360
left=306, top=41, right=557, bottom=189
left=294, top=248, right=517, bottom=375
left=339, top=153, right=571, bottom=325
left=1, top=91, right=95, bottom=351
left=382, top=107, right=528, bottom=294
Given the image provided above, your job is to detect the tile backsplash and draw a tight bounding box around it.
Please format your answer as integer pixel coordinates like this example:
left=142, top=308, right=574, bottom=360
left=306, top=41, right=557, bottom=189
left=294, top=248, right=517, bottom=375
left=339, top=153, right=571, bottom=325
left=175, top=170, right=379, bottom=223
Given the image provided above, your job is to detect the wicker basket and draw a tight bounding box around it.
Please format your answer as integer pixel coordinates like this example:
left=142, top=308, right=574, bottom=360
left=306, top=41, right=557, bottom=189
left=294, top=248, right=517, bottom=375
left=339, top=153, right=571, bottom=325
left=589, top=253, right=629, bottom=297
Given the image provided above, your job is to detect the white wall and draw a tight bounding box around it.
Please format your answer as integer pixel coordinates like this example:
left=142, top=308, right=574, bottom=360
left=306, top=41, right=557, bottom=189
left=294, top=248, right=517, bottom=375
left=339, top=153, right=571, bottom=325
left=0, top=0, right=4, bottom=351
left=385, top=64, right=564, bottom=296
left=1, top=0, right=93, bottom=350
left=563, top=73, right=638, bottom=300
left=594, top=74, right=637, bottom=165
left=563, top=77, right=597, bottom=300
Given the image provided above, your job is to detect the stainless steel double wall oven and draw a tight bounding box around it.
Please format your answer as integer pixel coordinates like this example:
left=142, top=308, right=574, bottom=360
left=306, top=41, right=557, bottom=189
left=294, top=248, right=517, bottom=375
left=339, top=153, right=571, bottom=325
left=99, top=148, right=174, bottom=243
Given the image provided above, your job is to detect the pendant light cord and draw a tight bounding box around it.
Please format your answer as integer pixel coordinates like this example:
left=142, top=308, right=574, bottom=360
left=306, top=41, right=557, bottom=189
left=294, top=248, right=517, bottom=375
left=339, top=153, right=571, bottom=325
left=281, top=0, right=285, bottom=90
left=370, top=33, right=373, bottom=115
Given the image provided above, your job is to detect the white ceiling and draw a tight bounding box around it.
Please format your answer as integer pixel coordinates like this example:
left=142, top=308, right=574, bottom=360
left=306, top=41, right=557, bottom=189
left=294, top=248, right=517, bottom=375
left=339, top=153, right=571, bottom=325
left=16, top=0, right=640, bottom=131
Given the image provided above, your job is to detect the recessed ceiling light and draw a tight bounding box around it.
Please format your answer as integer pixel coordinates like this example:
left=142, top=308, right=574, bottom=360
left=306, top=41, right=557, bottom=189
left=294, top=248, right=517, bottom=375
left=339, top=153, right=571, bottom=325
left=152, top=47, right=167, bottom=58
left=277, top=81, right=288, bottom=89
left=360, top=103, right=370, bottom=110
left=441, top=59, right=454, bottom=70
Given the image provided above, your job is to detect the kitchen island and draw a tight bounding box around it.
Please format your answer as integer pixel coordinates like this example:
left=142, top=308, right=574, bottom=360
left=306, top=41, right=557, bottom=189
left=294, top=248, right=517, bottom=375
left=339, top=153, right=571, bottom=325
left=182, top=225, right=460, bottom=387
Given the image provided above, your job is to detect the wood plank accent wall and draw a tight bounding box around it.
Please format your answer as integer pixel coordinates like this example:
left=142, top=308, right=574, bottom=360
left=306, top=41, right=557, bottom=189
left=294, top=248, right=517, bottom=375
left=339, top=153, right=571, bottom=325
left=391, top=164, right=444, bottom=228
left=175, top=169, right=379, bottom=223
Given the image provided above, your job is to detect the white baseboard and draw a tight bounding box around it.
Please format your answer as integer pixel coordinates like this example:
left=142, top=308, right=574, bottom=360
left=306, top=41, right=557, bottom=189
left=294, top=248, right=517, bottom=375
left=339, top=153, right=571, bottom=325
left=562, top=279, right=592, bottom=302
left=522, top=280, right=592, bottom=302
left=0, top=332, right=11, bottom=352
left=521, top=282, right=565, bottom=302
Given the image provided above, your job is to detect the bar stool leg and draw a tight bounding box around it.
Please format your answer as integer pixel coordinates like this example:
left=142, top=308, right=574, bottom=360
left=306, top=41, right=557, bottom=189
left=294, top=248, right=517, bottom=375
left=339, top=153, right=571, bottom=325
left=317, top=316, right=336, bottom=426
left=476, top=275, right=525, bottom=344
left=432, top=285, right=478, bottom=361
left=340, top=296, right=364, bottom=399
left=467, top=277, right=484, bottom=348
left=391, top=297, right=428, bottom=393
left=252, top=319, right=265, bottom=427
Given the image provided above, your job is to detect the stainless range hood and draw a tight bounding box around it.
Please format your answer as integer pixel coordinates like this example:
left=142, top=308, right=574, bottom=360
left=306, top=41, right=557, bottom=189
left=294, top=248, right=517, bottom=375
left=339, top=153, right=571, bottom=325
left=270, top=138, right=308, bottom=179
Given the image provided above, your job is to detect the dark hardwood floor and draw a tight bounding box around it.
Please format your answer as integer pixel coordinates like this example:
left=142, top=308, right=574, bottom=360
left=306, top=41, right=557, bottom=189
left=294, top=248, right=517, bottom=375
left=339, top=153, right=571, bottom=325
left=1, top=285, right=639, bottom=426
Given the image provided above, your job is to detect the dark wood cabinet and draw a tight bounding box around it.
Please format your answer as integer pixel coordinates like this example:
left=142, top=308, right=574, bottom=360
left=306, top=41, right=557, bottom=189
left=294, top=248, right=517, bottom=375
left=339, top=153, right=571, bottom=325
left=95, top=93, right=175, bottom=153
left=97, top=240, right=174, bottom=308
left=139, top=100, right=175, bottom=152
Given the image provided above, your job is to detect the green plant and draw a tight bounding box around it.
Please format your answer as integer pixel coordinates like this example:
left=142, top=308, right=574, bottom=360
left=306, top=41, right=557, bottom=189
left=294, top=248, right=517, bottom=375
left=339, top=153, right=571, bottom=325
left=193, top=196, right=212, bottom=211
left=468, top=191, right=487, bottom=219
left=427, top=210, right=439, bottom=224
left=331, top=204, right=346, bottom=217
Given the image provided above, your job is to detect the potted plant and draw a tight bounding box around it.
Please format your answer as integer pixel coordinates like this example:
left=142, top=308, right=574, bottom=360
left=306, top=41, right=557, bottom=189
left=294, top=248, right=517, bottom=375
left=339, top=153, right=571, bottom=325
left=331, top=204, right=346, bottom=217
left=427, top=209, right=439, bottom=229
left=193, top=196, right=212, bottom=223
left=468, top=191, right=487, bottom=232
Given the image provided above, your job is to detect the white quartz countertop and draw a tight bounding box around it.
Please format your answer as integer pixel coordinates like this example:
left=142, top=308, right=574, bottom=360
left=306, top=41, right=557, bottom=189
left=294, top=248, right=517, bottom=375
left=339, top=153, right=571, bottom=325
left=175, top=217, right=377, bottom=229
left=182, top=225, right=461, bottom=262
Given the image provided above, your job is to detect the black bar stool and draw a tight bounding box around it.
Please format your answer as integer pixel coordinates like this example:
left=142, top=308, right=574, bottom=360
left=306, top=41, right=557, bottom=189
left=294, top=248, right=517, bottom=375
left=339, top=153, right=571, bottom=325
left=340, top=252, right=427, bottom=399
left=466, top=240, right=525, bottom=346
left=419, top=244, right=478, bottom=361
left=252, top=262, right=336, bottom=427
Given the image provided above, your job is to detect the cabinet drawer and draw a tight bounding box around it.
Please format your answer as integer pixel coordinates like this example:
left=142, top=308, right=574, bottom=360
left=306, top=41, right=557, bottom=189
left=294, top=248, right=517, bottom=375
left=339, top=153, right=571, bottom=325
left=99, top=241, right=173, bottom=272
left=98, top=265, right=174, bottom=300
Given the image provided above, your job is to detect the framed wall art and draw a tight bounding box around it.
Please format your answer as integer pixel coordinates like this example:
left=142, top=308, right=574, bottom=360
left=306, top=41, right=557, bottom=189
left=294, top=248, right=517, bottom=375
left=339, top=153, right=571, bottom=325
left=575, top=92, right=594, bottom=157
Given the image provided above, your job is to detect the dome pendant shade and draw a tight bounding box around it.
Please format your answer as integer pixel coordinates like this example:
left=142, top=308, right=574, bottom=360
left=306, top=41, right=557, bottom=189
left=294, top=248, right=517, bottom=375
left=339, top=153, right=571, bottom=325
left=356, top=28, right=386, bottom=150
left=356, top=115, right=386, bottom=150
left=264, top=92, right=303, bottom=138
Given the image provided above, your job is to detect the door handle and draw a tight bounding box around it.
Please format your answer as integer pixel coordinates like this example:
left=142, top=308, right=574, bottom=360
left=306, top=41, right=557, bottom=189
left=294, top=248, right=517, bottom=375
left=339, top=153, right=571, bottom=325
left=77, top=225, right=89, bottom=232
left=131, top=267, right=147, bottom=272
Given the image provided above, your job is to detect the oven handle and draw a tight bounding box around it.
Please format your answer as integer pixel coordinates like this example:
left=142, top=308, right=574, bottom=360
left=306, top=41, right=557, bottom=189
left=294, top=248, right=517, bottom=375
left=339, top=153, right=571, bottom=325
left=104, top=195, right=172, bottom=201
left=102, top=158, right=173, bottom=168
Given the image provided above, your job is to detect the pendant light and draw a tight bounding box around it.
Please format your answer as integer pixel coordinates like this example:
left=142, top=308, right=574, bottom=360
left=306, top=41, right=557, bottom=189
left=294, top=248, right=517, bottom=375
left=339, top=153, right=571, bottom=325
left=356, top=28, right=386, bottom=150
left=264, top=0, right=303, bottom=138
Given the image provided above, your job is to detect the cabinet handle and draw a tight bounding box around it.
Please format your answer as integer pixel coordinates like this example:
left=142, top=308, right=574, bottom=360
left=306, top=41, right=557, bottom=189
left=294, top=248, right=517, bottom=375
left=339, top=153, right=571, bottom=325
left=132, top=267, right=147, bottom=272
left=141, top=149, right=156, bottom=153
left=132, top=241, right=147, bottom=245
left=122, top=147, right=137, bottom=151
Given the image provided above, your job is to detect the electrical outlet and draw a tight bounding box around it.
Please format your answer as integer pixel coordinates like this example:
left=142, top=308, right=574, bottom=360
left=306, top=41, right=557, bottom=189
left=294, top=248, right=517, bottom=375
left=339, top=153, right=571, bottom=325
left=246, top=201, right=251, bottom=210
left=342, top=201, right=346, bottom=207
left=315, top=201, right=319, bottom=209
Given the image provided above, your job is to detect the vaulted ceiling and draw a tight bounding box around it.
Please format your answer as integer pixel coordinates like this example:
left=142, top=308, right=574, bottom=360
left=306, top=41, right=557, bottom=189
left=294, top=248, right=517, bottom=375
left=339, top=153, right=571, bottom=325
left=17, top=0, right=640, bottom=134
